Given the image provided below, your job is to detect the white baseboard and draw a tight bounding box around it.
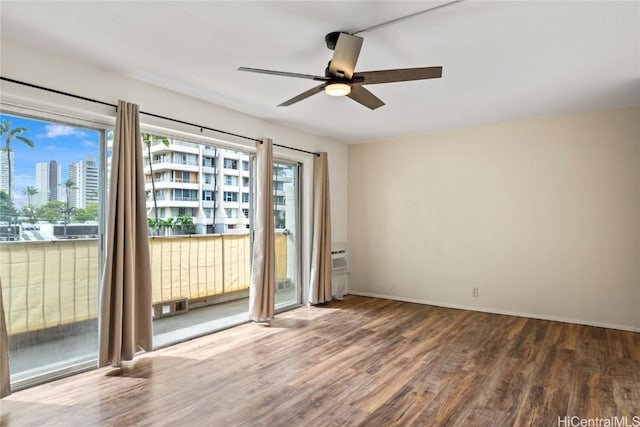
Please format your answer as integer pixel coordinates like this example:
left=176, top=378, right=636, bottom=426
left=346, top=290, right=639, bottom=333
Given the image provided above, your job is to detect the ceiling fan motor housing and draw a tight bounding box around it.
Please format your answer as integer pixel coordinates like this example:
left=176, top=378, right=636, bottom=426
left=324, top=31, right=343, bottom=50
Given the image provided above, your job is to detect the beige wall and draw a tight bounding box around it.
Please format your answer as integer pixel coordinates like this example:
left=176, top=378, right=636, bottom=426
left=349, top=107, right=640, bottom=331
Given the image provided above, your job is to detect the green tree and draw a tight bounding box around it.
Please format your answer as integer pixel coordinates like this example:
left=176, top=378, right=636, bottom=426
left=73, top=203, right=98, bottom=222
left=35, top=201, right=64, bottom=223
left=63, top=178, right=77, bottom=236
left=0, top=190, right=17, bottom=223
left=142, top=133, right=170, bottom=236
left=23, top=185, right=39, bottom=224
left=159, top=217, right=174, bottom=236
left=0, top=120, right=34, bottom=202
left=175, top=214, right=195, bottom=234
left=0, top=191, right=18, bottom=241
left=147, top=217, right=158, bottom=228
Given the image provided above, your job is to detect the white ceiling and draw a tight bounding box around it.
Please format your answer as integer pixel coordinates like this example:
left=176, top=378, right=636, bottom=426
left=1, top=1, right=638, bottom=143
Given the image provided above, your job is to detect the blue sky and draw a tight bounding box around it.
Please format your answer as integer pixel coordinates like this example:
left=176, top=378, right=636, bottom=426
left=0, top=113, right=101, bottom=208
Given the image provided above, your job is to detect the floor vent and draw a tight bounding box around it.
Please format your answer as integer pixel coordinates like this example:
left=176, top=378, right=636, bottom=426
left=153, top=298, right=189, bottom=318
left=277, top=278, right=293, bottom=290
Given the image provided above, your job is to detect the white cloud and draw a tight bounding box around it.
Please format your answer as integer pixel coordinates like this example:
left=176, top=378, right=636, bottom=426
left=81, top=140, right=98, bottom=148
left=44, top=124, right=86, bottom=138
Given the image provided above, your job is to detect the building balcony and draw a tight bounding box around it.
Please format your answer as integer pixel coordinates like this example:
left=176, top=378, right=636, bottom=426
left=202, top=145, right=217, bottom=154
left=222, top=185, right=240, bottom=192
left=223, top=169, right=240, bottom=176
left=222, top=152, right=240, bottom=160
left=145, top=163, right=199, bottom=174
left=147, top=141, right=199, bottom=155
left=1, top=231, right=289, bottom=342
left=146, top=177, right=199, bottom=184
left=153, top=199, right=199, bottom=208
left=145, top=181, right=199, bottom=191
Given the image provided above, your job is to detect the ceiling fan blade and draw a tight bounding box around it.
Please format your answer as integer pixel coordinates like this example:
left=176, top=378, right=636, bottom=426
left=328, top=33, right=363, bottom=79
left=238, top=67, right=329, bottom=81
left=278, top=84, right=326, bottom=107
left=347, top=86, right=385, bottom=110
left=353, top=66, right=443, bottom=85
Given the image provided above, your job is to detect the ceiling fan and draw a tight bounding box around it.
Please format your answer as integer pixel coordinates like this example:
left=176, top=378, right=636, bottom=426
left=238, top=31, right=442, bottom=110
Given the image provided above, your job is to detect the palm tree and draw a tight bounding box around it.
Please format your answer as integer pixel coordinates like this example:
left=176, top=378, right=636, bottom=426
left=175, top=214, right=195, bottom=234
left=159, top=217, right=174, bottom=236
left=0, top=120, right=34, bottom=202
left=63, top=178, right=77, bottom=236
left=23, top=186, right=39, bottom=224
left=142, top=133, right=170, bottom=236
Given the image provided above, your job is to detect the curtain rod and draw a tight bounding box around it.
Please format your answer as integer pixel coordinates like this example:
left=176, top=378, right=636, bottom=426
left=0, top=76, right=320, bottom=157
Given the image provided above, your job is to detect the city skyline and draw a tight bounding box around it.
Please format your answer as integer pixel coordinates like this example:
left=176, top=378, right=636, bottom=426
left=0, top=113, right=101, bottom=208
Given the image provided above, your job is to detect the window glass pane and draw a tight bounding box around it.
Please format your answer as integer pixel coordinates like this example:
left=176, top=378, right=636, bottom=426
left=223, top=159, right=237, bottom=170
left=141, top=134, right=251, bottom=348
left=0, top=112, right=103, bottom=388
left=273, top=161, right=299, bottom=309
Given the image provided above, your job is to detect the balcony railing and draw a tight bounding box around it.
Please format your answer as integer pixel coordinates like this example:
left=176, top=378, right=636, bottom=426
left=150, top=158, right=199, bottom=166
left=145, top=177, right=199, bottom=184
left=0, top=232, right=288, bottom=336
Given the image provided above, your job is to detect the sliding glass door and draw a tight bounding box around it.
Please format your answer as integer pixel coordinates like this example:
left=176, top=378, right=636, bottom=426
left=0, top=111, right=105, bottom=389
left=273, top=161, right=300, bottom=309
left=141, top=135, right=253, bottom=348
left=0, top=109, right=304, bottom=391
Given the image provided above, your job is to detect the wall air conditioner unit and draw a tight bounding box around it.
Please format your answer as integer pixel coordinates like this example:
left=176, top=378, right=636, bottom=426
left=331, top=242, right=348, bottom=300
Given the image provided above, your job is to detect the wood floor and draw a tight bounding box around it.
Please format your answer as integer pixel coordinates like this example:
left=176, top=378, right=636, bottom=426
left=1, top=296, right=639, bottom=426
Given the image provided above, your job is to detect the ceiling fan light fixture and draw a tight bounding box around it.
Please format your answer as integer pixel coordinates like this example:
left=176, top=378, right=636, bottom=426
left=325, top=82, right=351, bottom=97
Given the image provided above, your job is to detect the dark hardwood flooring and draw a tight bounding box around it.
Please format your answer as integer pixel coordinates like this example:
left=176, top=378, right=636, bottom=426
left=1, top=295, right=638, bottom=426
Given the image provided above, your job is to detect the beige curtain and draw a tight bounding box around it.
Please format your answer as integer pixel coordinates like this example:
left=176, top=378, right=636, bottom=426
left=249, top=138, right=275, bottom=322
left=1, top=277, right=10, bottom=398
left=98, top=100, right=153, bottom=367
left=309, top=152, right=332, bottom=304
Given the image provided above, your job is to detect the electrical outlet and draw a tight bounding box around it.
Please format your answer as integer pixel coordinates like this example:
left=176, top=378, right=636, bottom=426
left=472, top=287, right=479, bottom=297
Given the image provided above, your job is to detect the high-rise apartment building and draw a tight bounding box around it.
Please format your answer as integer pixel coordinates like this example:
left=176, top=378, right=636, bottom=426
left=0, top=148, right=15, bottom=197
left=142, top=140, right=251, bottom=234
left=68, top=157, right=98, bottom=209
left=34, top=160, right=62, bottom=206
left=142, top=138, right=293, bottom=235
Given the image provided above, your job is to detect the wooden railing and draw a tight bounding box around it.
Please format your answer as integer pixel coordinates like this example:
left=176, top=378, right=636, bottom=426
left=0, top=232, right=288, bottom=335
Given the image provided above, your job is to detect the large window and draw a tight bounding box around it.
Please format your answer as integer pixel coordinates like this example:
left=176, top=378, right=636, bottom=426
left=223, top=191, right=238, bottom=202
left=223, top=159, right=237, bottom=170
left=2, top=108, right=303, bottom=392
left=173, top=189, right=197, bottom=201
left=0, top=111, right=104, bottom=389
